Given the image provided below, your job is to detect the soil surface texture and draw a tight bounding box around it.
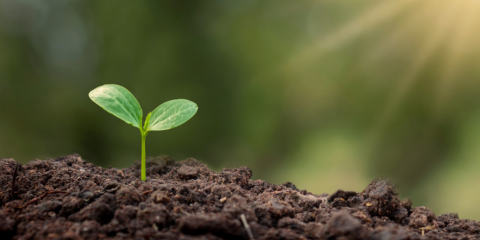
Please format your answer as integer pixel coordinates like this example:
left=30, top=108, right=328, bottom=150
left=1, top=154, right=479, bottom=240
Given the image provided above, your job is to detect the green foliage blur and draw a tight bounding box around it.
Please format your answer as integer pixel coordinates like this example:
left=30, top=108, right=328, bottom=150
left=1, top=0, right=480, bottom=219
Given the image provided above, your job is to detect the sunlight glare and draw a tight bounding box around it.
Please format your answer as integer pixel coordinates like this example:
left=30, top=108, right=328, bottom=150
left=288, top=0, right=417, bottom=68
left=373, top=0, right=463, bottom=134
left=433, top=0, right=480, bottom=115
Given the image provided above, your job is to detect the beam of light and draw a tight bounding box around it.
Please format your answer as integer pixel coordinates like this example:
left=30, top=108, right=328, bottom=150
left=317, top=0, right=415, bottom=50
left=371, top=0, right=463, bottom=137
left=364, top=0, right=438, bottom=63
left=287, top=0, right=418, bottom=69
left=433, top=0, right=480, bottom=115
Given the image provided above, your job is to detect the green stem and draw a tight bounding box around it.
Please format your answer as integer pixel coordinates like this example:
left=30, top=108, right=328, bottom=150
left=141, top=131, right=147, bottom=181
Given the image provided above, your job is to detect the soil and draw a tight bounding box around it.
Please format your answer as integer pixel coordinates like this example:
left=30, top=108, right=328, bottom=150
left=1, top=154, right=479, bottom=240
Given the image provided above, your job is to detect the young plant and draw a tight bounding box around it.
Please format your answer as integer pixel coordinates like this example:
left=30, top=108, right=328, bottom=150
left=89, top=84, right=198, bottom=181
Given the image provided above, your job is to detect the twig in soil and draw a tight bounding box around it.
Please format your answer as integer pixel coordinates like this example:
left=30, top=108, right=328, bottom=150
left=22, top=190, right=67, bottom=208
left=187, top=192, right=193, bottom=203
left=420, top=225, right=435, bottom=236
left=240, top=214, right=255, bottom=240
left=10, top=162, right=20, bottom=201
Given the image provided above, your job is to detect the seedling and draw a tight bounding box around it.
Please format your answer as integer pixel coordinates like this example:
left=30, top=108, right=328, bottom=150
left=89, top=84, right=198, bottom=181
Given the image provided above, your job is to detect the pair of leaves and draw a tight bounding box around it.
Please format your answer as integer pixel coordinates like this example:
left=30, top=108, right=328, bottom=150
left=89, top=84, right=197, bottom=132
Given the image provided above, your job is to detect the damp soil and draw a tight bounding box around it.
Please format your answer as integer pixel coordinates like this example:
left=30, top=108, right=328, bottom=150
left=1, top=154, right=479, bottom=240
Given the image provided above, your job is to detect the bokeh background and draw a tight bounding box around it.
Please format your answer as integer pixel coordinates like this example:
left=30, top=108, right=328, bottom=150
left=2, top=0, right=480, bottom=220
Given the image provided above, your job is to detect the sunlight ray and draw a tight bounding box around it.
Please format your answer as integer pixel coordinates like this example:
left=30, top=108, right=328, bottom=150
left=434, top=0, right=480, bottom=115
left=364, top=1, right=437, bottom=63
left=318, top=0, right=416, bottom=50
left=288, top=0, right=418, bottom=68
left=372, top=0, right=462, bottom=135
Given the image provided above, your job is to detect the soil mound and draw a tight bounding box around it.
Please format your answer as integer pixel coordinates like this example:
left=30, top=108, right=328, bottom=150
left=1, top=154, right=479, bottom=239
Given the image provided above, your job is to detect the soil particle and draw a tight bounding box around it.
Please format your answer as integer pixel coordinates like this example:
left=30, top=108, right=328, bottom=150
left=151, top=190, right=171, bottom=204
left=115, top=186, right=143, bottom=206
left=361, top=179, right=400, bottom=218
left=328, top=189, right=357, bottom=203
left=101, top=182, right=121, bottom=193
left=371, top=225, right=417, bottom=240
left=0, top=212, right=16, bottom=239
left=282, top=182, right=299, bottom=191
left=179, top=213, right=246, bottom=239
left=277, top=217, right=306, bottom=232
left=1, top=154, right=480, bottom=239
left=322, top=210, right=367, bottom=240
left=36, top=200, right=62, bottom=213
left=409, top=206, right=436, bottom=228
left=304, top=222, right=323, bottom=239
left=68, top=201, right=112, bottom=224
left=60, top=196, right=85, bottom=217
left=178, top=165, right=199, bottom=179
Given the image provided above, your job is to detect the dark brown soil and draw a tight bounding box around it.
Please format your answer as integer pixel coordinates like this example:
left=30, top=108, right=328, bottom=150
left=1, top=154, right=479, bottom=240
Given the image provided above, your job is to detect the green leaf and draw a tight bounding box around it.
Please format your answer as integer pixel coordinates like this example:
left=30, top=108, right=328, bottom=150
left=89, top=84, right=143, bottom=128
left=146, top=99, right=198, bottom=131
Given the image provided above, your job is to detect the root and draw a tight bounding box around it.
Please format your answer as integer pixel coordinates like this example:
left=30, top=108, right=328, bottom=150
left=10, top=162, right=19, bottom=201
left=22, top=190, right=67, bottom=208
left=240, top=214, right=255, bottom=240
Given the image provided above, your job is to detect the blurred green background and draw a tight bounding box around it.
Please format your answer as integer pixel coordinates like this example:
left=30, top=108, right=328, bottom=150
left=2, top=0, right=480, bottom=220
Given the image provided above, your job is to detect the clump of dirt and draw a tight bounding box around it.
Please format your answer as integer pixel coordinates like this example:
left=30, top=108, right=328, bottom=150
left=1, top=154, right=479, bottom=239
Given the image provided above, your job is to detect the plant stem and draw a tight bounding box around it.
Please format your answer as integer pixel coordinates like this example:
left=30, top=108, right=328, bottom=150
left=141, top=131, right=147, bottom=181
